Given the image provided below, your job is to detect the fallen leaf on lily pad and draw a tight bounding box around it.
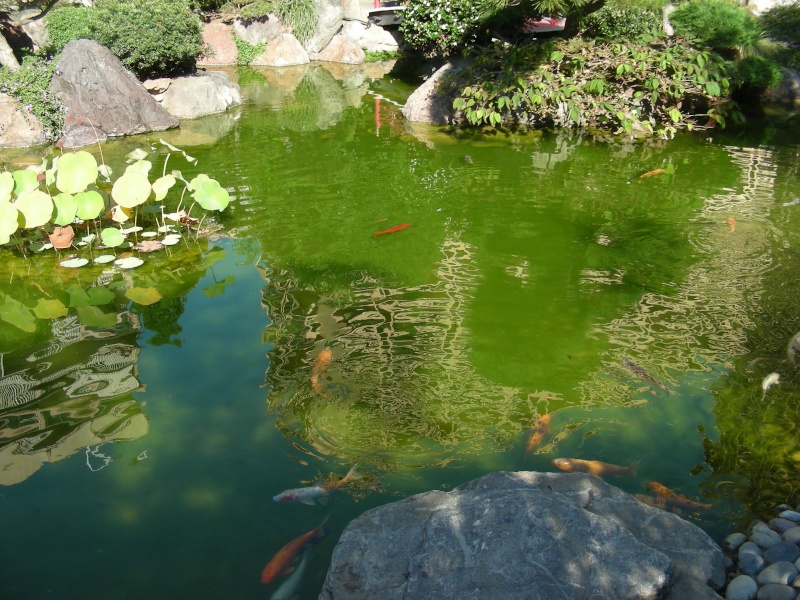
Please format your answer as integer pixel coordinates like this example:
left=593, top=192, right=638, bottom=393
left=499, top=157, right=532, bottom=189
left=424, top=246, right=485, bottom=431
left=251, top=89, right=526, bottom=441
left=125, top=287, right=162, bottom=305
left=49, top=225, right=75, bottom=249
left=33, top=298, right=68, bottom=319
left=114, top=257, right=144, bottom=269
left=133, top=239, right=164, bottom=253
left=94, top=254, right=116, bottom=264
left=141, top=231, right=158, bottom=238
left=164, top=210, right=186, bottom=222
left=60, top=257, right=89, bottom=268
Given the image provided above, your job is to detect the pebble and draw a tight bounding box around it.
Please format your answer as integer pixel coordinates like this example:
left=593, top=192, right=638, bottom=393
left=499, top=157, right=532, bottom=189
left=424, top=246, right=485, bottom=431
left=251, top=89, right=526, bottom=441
left=756, top=583, right=797, bottom=600
left=725, top=533, right=749, bottom=551
left=781, top=511, right=800, bottom=524
left=766, top=543, right=800, bottom=565
left=754, top=528, right=784, bottom=550
left=757, top=562, right=798, bottom=586
left=785, top=529, right=800, bottom=544
left=726, top=574, right=758, bottom=600
left=771, top=519, right=799, bottom=534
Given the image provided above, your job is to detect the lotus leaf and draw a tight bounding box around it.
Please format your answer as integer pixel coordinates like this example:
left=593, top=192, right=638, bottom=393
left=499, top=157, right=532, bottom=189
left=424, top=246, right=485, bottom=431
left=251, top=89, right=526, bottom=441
left=115, top=257, right=144, bottom=269
left=203, top=275, right=234, bottom=298
left=75, top=191, right=105, bottom=220
left=112, top=172, right=152, bottom=208
left=15, top=190, right=53, bottom=228
left=76, top=305, right=116, bottom=328
left=110, top=205, right=132, bottom=223
left=13, top=169, right=39, bottom=195
left=189, top=174, right=229, bottom=212
left=159, top=138, right=181, bottom=153
left=33, top=298, right=69, bottom=320
left=0, top=294, right=36, bottom=332
left=98, top=164, right=113, bottom=182
left=152, top=175, right=176, bottom=201
left=0, top=171, right=13, bottom=203
left=88, top=286, right=115, bottom=305
left=126, top=287, right=162, bottom=305
left=94, top=254, right=116, bottom=264
left=56, top=151, right=99, bottom=194
left=101, top=227, right=125, bottom=247
left=53, top=193, right=78, bottom=226
left=120, top=226, right=143, bottom=234
left=0, top=202, right=19, bottom=245
left=142, top=231, right=158, bottom=238
left=60, top=257, right=89, bottom=268
left=125, top=160, right=152, bottom=176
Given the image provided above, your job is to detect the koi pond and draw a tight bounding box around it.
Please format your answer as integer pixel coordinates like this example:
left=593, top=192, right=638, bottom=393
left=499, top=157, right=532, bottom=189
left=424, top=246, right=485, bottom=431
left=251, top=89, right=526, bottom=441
left=2, top=61, right=800, bottom=599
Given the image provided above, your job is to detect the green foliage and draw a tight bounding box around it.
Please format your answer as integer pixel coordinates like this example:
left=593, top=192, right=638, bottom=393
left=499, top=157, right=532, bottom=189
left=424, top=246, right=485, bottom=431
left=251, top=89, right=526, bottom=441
left=220, top=0, right=317, bottom=42
left=234, top=36, right=265, bottom=65
left=449, top=34, right=742, bottom=138
left=43, top=6, right=95, bottom=54
left=731, top=55, right=782, bottom=91
left=399, top=0, right=483, bottom=58
left=190, top=0, right=228, bottom=10
left=365, top=50, right=399, bottom=62
left=669, top=0, right=761, bottom=50
left=0, top=55, right=63, bottom=138
left=759, top=0, right=800, bottom=49
left=581, top=1, right=663, bottom=40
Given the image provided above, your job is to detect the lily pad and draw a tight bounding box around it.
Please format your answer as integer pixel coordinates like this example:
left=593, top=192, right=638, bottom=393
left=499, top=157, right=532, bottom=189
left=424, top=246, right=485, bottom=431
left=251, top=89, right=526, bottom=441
left=76, top=305, right=116, bottom=328
left=115, top=257, right=144, bottom=269
left=94, top=254, right=116, bottom=264
left=56, top=151, right=99, bottom=194
left=125, top=159, right=152, bottom=176
left=152, top=174, right=176, bottom=201
left=161, top=234, right=182, bottom=246
left=0, top=202, right=19, bottom=245
left=53, top=193, right=78, bottom=226
left=126, top=287, right=162, bottom=305
left=141, top=231, right=158, bottom=238
left=126, top=148, right=149, bottom=162
left=13, top=169, right=39, bottom=195
left=158, top=224, right=177, bottom=232
left=110, top=205, right=132, bottom=223
left=120, top=226, right=143, bottom=234
left=75, top=190, right=105, bottom=220
left=88, top=286, right=115, bottom=305
left=33, top=298, right=69, bottom=320
left=15, top=189, right=53, bottom=228
left=189, top=174, right=230, bottom=212
left=0, top=171, right=13, bottom=203
left=101, top=227, right=125, bottom=248
left=203, top=275, right=234, bottom=298
left=0, top=294, right=36, bottom=332
left=98, top=164, right=113, bottom=182
left=112, top=171, right=151, bottom=208
left=60, top=257, right=89, bottom=268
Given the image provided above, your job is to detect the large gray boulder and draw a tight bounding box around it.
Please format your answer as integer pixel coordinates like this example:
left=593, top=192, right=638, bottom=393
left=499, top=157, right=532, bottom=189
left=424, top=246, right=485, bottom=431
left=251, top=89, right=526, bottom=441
left=402, top=60, right=467, bottom=125
left=303, top=0, right=344, bottom=54
left=321, top=471, right=725, bottom=600
left=252, top=33, right=309, bottom=67
left=233, top=14, right=287, bottom=45
left=159, top=72, right=242, bottom=120
left=50, top=39, right=178, bottom=148
left=0, top=92, right=48, bottom=148
left=312, top=34, right=365, bottom=65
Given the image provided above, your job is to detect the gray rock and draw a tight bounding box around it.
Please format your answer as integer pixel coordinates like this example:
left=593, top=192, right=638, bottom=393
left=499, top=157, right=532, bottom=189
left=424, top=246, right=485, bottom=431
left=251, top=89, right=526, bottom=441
left=402, top=61, right=468, bottom=125
left=758, top=561, right=799, bottom=586
left=0, top=92, right=48, bottom=148
left=763, top=69, right=800, bottom=107
left=780, top=511, right=800, bottom=524
left=233, top=14, right=286, bottom=45
left=50, top=39, right=178, bottom=148
left=756, top=583, right=798, bottom=600
left=341, top=21, right=399, bottom=54
left=252, top=33, right=310, bottom=67
left=320, top=471, right=725, bottom=600
left=304, top=0, right=344, bottom=54
left=785, top=528, right=800, bottom=544
left=159, top=72, right=241, bottom=120
left=726, top=533, right=749, bottom=552
left=312, top=34, right=365, bottom=65
left=752, top=523, right=784, bottom=549
left=740, top=542, right=766, bottom=577
left=766, top=542, right=800, bottom=565
left=791, top=573, right=800, bottom=588
left=726, top=574, right=758, bottom=600
left=772, top=519, right=800, bottom=534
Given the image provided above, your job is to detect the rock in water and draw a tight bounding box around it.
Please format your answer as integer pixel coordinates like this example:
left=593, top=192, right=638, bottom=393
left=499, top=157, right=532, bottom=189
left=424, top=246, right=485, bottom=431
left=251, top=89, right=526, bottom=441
left=320, top=471, right=725, bottom=600
left=50, top=39, right=179, bottom=148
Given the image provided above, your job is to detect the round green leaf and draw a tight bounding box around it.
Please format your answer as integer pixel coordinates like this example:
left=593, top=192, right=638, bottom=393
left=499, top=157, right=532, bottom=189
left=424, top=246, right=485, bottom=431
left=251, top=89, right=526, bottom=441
left=75, top=191, right=105, bottom=220
left=152, top=174, right=176, bottom=201
left=0, top=202, right=19, bottom=245
left=15, top=190, right=53, bottom=228
left=13, top=169, right=39, bottom=195
left=0, top=171, right=13, bottom=203
left=101, top=227, right=125, bottom=247
left=56, top=151, right=99, bottom=194
left=112, top=171, right=152, bottom=208
left=189, top=175, right=230, bottom=212
left=33, top=298, right=69, bottom=319
left=126, top=287, right=162, bottom=305
left=53, top=193, right=78, bottom=226
left=0, top=294, right=36, bottom=332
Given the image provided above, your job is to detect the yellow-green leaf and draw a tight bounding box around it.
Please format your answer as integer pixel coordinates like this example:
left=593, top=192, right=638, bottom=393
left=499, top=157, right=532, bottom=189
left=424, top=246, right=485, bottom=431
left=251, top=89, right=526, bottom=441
left=126, top=287, right=162, bottom=305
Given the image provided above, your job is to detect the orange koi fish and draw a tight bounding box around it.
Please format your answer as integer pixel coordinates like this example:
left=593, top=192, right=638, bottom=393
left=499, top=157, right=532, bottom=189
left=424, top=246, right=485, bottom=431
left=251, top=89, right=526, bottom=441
left=638, top=168, right=665, bottom=181
left=726, top=217, right=736, bottom=232
left=552, top=457, right=637, bottom=478
left=525, top=414, right=551, bottom=454
left=647, top=481, right=714, bottom=511
left=310, top=348, right=332, bottom=396
left=261, top=517, right=329, bottom=584
left=373, top=223, right=410, bottom=238
left=273, top=465, right=360, bottom=505
left=633, top=493, right=670, bottom=511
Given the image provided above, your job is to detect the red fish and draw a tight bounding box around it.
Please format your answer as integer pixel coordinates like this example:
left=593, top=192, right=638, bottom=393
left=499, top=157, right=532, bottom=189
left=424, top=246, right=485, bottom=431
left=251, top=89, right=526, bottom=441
left=373, top=223, right=410, bottom=238
left=525, top=414, right=551, bottom=454
left=647, top=481, right=714, bottom=512
left=261, top=517, right=329, bottom=584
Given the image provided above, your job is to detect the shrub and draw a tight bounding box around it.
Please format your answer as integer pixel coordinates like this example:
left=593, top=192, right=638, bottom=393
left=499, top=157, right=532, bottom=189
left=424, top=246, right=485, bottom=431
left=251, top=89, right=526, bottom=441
left=43, top=5, right=96, bottom=54
left=399, top=0, right=483, bottom=58
left=234, top=36, right=265, bottom=65
left=668, top=0, right=761, bottom=50
left=731, top=55, right=782, bottom=92
left=759, top=0, right=800, bottom=49
left=581, top=2, right=663, bottom=40
left=0, top=55, right=63, bottom=138
left=219, top=0, right=317, bottom=42
left=89, top=0, right=205, bottom=78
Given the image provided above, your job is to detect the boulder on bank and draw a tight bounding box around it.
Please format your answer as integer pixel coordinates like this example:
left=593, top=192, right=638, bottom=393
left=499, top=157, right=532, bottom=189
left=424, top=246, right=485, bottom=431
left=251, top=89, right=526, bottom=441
left=320, top=471, right=725, bottom=600
left=252, top=33, right=310, bottom=67
left=304, top=0, right=344, bottom=54
left=0, top=92, right=48, bottom=148
left=313, top=34, right=365, bottom=65
left=50, top=40, right=178, bottom=148
left=402, top=61, right=467, bottom=126
left=233, top=14, right=287, bottom=45
left=159, top=72, right=242, bottom=120
left=763, top=69, right=800, bottom=107
left=198, top=20, right=238, bottom=66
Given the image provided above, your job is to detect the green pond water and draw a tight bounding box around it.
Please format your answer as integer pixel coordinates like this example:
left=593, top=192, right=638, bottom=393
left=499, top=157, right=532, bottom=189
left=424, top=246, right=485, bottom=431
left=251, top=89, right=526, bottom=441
left=2, top=61, right=800, bottom=599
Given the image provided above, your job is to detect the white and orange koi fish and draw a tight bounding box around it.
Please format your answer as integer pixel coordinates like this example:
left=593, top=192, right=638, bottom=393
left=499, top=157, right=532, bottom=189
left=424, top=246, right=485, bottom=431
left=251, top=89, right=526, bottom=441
left=273, top=465, right=359, bottom=505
